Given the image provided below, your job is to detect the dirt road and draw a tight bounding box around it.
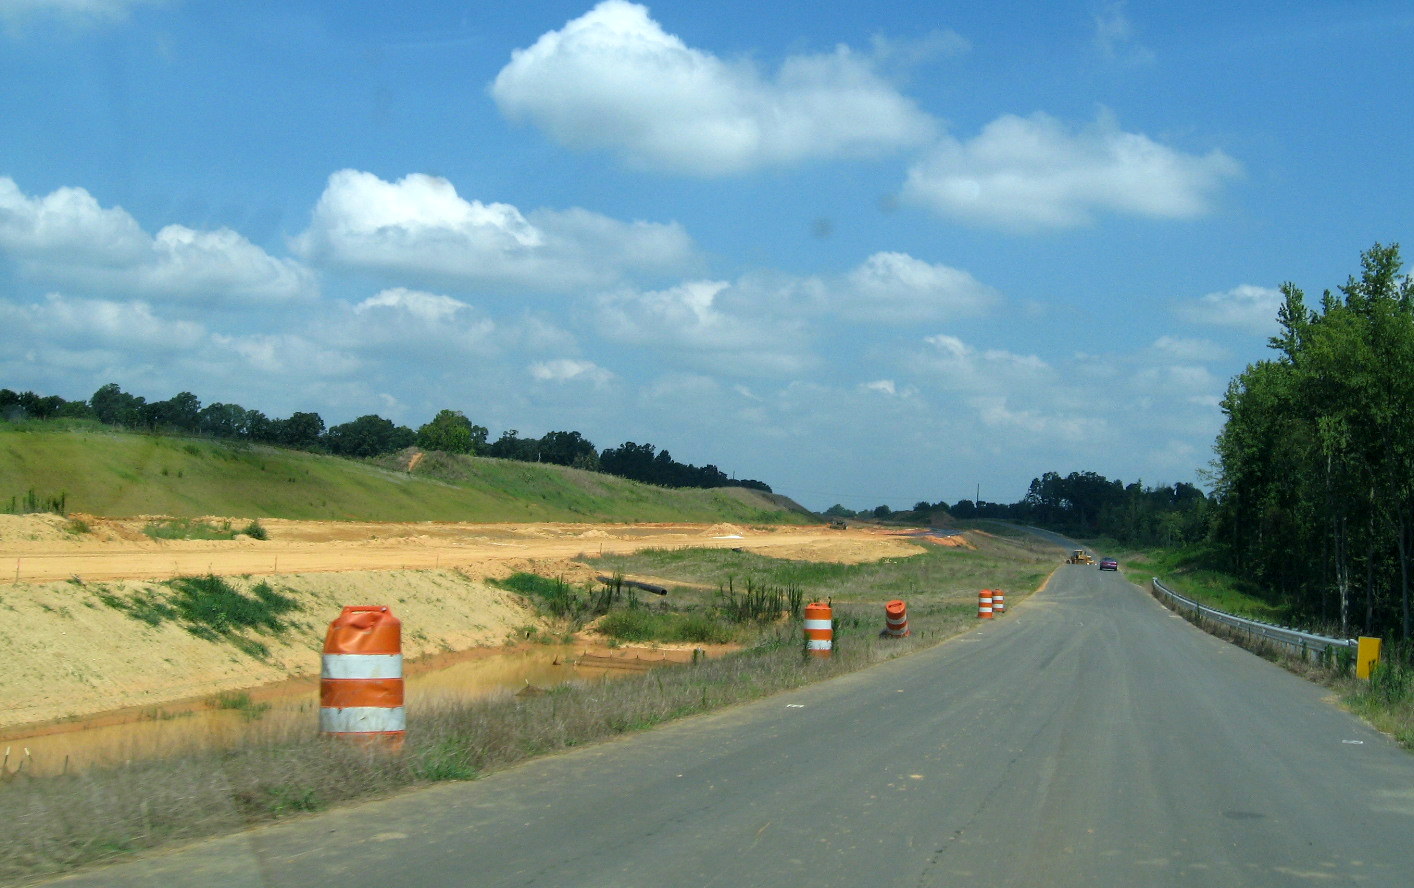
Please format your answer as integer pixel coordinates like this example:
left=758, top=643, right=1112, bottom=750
left=0, top=515, right=937, bottom=585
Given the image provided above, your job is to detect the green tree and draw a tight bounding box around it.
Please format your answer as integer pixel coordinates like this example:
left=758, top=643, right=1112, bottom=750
left=416, top=409, right=487, bottom=455
left=326, top=415, right=415, bottom=458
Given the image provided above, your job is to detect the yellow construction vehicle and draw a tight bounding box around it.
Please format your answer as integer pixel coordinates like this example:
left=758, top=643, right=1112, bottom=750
left=1067, top=549, right=1095, bottom=565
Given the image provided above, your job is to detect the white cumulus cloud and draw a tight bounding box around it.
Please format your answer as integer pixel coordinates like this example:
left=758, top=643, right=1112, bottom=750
left=338, top=287, right=508, bottom=363
left=907, top=334, right=1101, bottom=443
left=0, top=291, right=204, bottom=350
left=210, top=333, right=361, bottom=378
left=490, top=0, right=935, bottom=176
left=840, top=252, right=999, bottom=322
left=1151, top=335, right=1227, bottom=362
left=293, top=169, right=695, bottom=291
left=596, top=279, right=813, bottom=377
left=1177, top=284, right=1283, bottom=336
left=0, top=177, right=314, bottom=303
left=529, top=358, right=614, bottom=386
left=903, top=111, right=1241, bottom=230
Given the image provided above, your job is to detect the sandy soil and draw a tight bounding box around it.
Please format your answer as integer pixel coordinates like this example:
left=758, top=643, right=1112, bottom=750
left=0, top=515, right=934, bottom=584
left=0, top=515, right=938, bottom=730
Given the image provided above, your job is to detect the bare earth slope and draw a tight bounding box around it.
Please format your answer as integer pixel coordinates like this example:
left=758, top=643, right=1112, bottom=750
left=0, top=515, right=926, bottom=729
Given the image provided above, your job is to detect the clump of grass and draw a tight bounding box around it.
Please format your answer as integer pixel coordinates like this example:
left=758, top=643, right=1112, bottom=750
left=596, top=609, right=736, bottom=644
left=63, top=517, right=91, bottom=535
left=211, top=691, right=272, bottom=721
left=142, top=518, right=238, bottom=541
left=492, top=572, right=600, bottom=624
left=716, top=578, right=804, bottom=622
left=91, top=576, right=300, bottom=658
left=240, top=519, right=268, bottom=540
left=5, top=489, right=66, bottom=515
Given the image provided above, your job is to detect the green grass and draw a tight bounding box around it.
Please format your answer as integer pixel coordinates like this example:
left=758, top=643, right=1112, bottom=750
left=92, top=576, right=300, bottom=658
left=142, top=517, right=240, bottom=540
left=1117, top=545, right=1289, bottom=625
left=0, top=424, right=809, bottom=524
left=210, top=691, right=272, bottom=721
left=596, top=609, right=738, bottom=644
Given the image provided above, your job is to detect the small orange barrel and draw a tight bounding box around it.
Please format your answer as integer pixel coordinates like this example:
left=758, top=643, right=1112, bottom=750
left=320, top=606, right=404, bottom=747
left=884, top=599, right=910, bottom=637
left=992, top=589, right=1006, bottom=614
left=804, top=601, right=833, bottom=658
left=977, top=590, right=993, bottom=619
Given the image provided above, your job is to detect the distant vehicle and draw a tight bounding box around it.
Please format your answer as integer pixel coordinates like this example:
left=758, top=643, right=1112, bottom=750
left=1067, top=549, right=1095, bottom=565
left=1098, top=558, right=1118, bottom=571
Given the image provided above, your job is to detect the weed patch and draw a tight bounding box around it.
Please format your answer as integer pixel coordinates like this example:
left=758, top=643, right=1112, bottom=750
left=142, top=518, right=238, bottom=541
left=5, top=488, right=66, bottom=515
left=91, top=576, right=300, bottom=658
left=596, top=609, right=736, bottom=644
left=211, top=691, right=272, bottom=721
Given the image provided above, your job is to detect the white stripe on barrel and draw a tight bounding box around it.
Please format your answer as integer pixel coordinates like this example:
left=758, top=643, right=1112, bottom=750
left=321, top=653, right=403, bottom=679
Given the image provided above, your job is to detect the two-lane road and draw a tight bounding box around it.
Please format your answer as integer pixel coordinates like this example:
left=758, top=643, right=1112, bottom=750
left=49, top=565, right=1414, bottom=887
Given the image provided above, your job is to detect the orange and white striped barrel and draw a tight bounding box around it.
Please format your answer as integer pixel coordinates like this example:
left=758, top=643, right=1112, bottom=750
left=884, top=599, right=910, bottom=637
left=320, top=606, right=404, bottom=746
left=804, top=601, right=833, bottom=658
left=992, top=589, right=1006, bottom=613
left=977, top=590, right=993, bottom=619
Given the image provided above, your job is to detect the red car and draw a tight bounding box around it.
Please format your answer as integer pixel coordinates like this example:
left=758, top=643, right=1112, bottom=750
left=1098, top=558, right=1118, bottom=571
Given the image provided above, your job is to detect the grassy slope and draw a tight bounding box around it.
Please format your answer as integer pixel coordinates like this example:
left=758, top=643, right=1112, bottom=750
left=0, top=423, right=812, bottom=524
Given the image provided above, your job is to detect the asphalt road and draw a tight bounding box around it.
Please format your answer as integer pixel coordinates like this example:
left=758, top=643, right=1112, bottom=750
left=48, top=566, right=1414, bottom=887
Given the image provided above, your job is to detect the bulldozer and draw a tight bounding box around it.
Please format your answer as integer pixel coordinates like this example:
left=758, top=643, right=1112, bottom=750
left=1066, top=549, right=1095, bottom=565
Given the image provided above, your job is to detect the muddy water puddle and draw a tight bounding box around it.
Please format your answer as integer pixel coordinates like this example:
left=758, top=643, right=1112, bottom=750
left=2, top=645, right=694, bottom=777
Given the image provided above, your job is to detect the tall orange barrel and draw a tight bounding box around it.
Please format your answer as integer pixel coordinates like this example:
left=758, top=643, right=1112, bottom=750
left=804, top=601, right=833, bottom=658
left=884, top=599, right=910, bottom=637
left=320, top=606, right=404, bottom=747
left=992, top=589, right=1006, bottom=613
left=977, top=590, right=993, bottom=619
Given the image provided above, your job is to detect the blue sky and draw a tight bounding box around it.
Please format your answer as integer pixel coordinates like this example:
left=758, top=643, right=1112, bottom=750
left=1, top=1, right=1410, bottom=511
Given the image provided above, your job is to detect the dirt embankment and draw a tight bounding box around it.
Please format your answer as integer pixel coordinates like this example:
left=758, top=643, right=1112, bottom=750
left=0, top=516, right=932, bottom=730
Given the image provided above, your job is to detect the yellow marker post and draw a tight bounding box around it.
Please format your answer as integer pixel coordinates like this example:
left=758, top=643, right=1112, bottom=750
left=1355, top=637, right=1382, bottom=680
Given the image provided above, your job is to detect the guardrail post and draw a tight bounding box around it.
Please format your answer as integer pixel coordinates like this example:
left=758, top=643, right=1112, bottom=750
left=1356, top=637, right=1383, bottom=680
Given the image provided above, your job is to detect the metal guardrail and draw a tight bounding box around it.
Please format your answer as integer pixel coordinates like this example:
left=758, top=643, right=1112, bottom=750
left=1151, top=577, right=1356, bottom=662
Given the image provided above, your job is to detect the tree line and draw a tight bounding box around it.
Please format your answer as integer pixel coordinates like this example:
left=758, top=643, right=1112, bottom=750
left=0, top=386, right=770, bottom=493
left=823, top=470, right=1209, bottom=548
left=1211, top=243, right=1412, bottom=640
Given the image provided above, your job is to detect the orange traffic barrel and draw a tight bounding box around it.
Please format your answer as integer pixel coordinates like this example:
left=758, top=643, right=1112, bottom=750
left=992, top=589, right=1006, bottom=613
left=320, top=606, right=405, bottom=747
left=884, top=599, right=910, bottom=637
left=977, top=590, right=993, bottom=619
left=804, top=601, right=833, bottom=658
